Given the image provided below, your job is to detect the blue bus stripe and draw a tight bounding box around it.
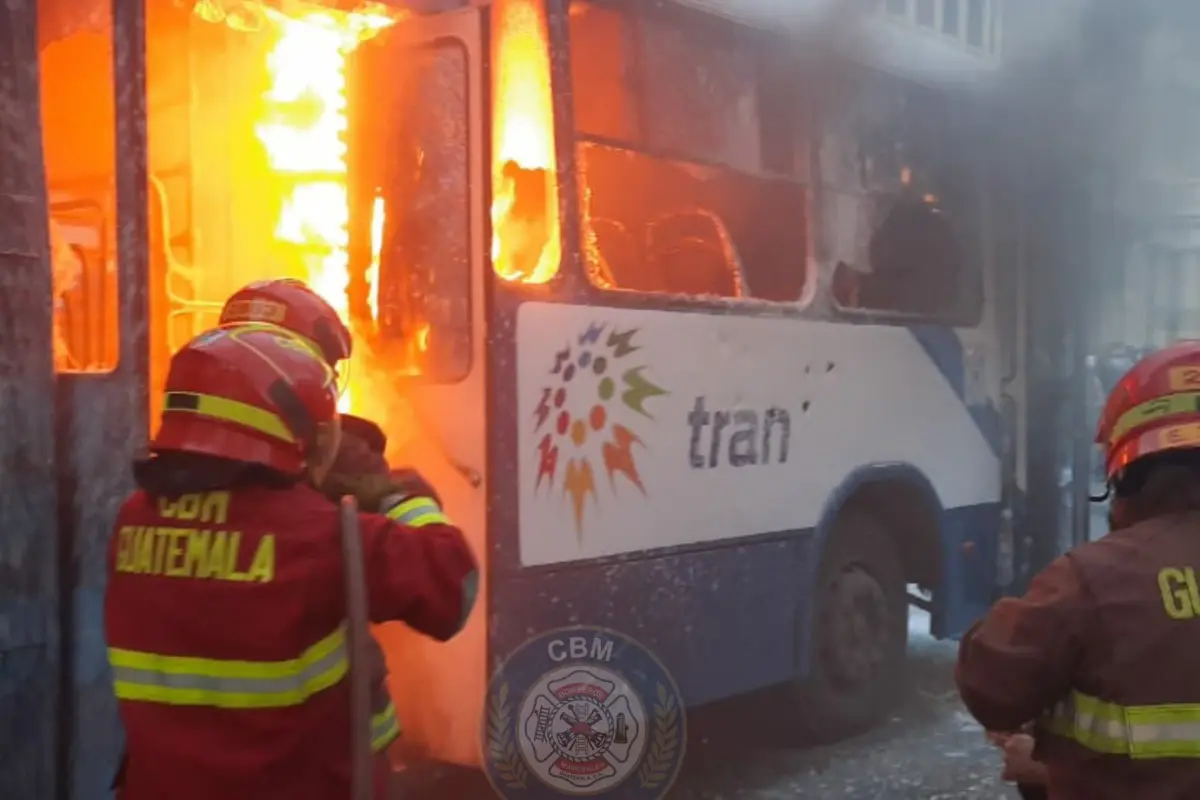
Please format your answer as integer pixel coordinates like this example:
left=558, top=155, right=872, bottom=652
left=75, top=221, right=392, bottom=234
left=907, top=325, right=1002, bottom=458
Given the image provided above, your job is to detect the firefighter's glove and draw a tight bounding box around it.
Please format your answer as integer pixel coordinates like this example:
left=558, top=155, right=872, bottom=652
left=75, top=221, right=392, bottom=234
left=321, top=469, right=442, bottom=514
left=320, top=472, right=392, bottom=512
left=332, top=420, right=390, bottom=478
left=341, top=413, right=388, bottom=456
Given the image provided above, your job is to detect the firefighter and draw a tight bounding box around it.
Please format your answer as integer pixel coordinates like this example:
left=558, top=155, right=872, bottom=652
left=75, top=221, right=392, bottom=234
left=219, top=277, right=403, bottom=756
left=956, top=340, right=1200, bottom=799
left=219, top=277, right=388, bottom=453
left=105, top=324, right=477, bottom=799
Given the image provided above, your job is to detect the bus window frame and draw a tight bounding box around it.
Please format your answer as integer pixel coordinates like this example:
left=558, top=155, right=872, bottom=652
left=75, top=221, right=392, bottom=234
left=548, top=0, right=985, bottom=332
left=348, top=31, right=476, bottom=385
left=825, top=181, right=988, bottom=329
left=559, top=0, right=816, bottom=313
left=821, top=60, right=987, bottom=329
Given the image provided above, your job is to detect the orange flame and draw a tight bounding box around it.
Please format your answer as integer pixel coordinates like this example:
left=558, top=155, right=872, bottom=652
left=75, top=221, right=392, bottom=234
left=491, top=0, right=560, bottom=284
left=255, top=7, right=393, bottom=413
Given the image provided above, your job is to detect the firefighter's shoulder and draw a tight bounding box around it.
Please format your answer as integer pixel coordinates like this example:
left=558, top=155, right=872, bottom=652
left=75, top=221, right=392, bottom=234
left=1063, top=518, right=1158, bottom=575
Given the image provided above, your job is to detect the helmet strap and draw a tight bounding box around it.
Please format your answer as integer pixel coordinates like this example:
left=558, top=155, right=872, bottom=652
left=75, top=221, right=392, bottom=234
left=267, top=380, right=315, bottom=445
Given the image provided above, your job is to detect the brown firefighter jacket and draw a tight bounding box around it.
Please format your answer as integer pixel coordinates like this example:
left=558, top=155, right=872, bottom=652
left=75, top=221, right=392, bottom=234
left=956, top=510, right=1200, bottom=799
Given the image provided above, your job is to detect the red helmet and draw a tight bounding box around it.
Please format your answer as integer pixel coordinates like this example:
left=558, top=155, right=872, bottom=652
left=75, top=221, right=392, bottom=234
left=1095, top=340, right=1200, bottom=481
left=152, top=324, right=338, bottom=475
left=220, top=279, right=352, bottom=367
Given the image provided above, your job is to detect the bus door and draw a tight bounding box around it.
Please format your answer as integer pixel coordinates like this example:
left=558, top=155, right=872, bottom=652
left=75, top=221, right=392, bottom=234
left=0, top=3, right=61, bottom=798
left=346, top=6, right=489, bottom=767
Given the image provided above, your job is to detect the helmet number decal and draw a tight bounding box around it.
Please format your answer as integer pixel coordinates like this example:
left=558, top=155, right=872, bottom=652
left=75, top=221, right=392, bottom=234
left=1168, top=367, right=1200, bottom=392
left=224, top=298, right=288, bottom=324
left=1158, top=422, right=1200, bottom=449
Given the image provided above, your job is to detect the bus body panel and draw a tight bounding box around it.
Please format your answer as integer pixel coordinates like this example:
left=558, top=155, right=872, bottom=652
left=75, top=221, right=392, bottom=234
left=490, top=500, right=998, bottom=708
left=488, top=298, right=1001, bottom=706
left=57, top=373, right=149, bottom=799
left=0, top=2, right=61, bottom=793
left=513, top=302, right=999, bottom=564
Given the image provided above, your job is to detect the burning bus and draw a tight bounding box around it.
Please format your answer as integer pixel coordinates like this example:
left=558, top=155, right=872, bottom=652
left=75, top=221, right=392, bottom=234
left=5, top=0, right=1031, bottom=794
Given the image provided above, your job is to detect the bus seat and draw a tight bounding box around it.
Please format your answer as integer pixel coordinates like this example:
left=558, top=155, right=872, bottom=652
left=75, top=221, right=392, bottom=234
left=588, top=217, right=647, bottom=291
left=646, top=210, right=743, bottom=298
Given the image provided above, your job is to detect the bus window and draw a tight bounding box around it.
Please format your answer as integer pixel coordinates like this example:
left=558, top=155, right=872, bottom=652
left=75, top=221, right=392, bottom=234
left=567, top=2, right=638, bottom=142
left=568, top=1, right=807, bottom=303
left=827, top=69, right=982, bottom=325
left=636, top=9, right=761, bottom=171
left=40, top=23, right=119, bottom=373
left=350, top=40, right=472, bottom=382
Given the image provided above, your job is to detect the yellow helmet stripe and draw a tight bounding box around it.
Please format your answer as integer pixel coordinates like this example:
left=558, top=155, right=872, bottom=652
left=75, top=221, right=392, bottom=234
left=164, top=391, right=295, bottom=444
left=1109, top=391, right=1200, bottom=446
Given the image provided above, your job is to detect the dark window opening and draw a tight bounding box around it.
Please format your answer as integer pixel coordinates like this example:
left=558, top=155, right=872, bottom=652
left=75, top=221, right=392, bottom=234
left=860, top=198, right=961, bottom=315
left=943, top=0, right=960, bottom=35
left=916, top=0, right=936, bottom=27
left=827, top=69, right=981, bottom=324
left=967, top=0, right=986, bottom=47
left=569, top=1, right=808, bottom=301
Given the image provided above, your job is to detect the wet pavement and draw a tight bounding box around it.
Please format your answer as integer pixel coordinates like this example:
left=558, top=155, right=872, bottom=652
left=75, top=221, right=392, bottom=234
left=393, top=610, right=1022, bottom=799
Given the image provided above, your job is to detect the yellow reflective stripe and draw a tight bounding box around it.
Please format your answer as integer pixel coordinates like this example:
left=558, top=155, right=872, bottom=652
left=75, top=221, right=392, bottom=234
left=385, top=497, right=451, bottom=527
left=109, top=627, right=347, bottom=709
left=109, top=626, right=344, bottom=679
left=1044, top=690, right=1200, bottom=759
left=1109, top=392, right=1200, bottom=445
left=371, top=701, right=401, bottom=752
left=164, top=391, right=295, bottom=444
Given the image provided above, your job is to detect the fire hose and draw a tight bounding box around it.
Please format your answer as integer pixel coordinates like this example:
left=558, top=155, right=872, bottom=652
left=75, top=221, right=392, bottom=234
left=338, top=495, right=372, bottom=800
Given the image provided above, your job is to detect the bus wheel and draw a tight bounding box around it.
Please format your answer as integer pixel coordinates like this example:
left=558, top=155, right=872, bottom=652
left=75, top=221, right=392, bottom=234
left=790, top=507, right=908, bottom=742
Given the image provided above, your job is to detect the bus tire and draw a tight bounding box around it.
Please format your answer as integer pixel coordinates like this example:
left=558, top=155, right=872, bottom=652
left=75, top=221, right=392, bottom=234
left=789, top=506, right=908, bottom=742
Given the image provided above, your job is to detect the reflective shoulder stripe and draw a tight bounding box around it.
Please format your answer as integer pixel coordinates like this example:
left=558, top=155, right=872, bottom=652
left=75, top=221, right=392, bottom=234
left=371, top=701, right=401, bottom=752
left=1043, top=690, right=1200, bottom=759
left=109, top=626, right=348, bottom=709
left=385, top=496, right=451, bottom=528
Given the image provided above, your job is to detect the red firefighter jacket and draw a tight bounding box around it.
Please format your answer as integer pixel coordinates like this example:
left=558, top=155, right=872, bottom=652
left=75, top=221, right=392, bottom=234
left=104, top=483, right=477, bottom=800
left=956, top=511, right=1200, bottom=799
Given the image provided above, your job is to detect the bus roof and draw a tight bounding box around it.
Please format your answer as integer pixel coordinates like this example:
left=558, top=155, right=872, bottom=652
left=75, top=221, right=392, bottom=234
left=668, top=0, right=1003, bottom=87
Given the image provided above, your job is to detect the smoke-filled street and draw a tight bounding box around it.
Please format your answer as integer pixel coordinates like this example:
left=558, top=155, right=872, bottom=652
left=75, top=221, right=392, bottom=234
left=395, top=611, right=1021, bottom=799
left=669, top=612, right=1020, bottom=800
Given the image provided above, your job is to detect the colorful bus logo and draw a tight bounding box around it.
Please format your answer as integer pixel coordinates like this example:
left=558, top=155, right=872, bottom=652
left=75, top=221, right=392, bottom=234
left=532, top=323, right=667, bottom=536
